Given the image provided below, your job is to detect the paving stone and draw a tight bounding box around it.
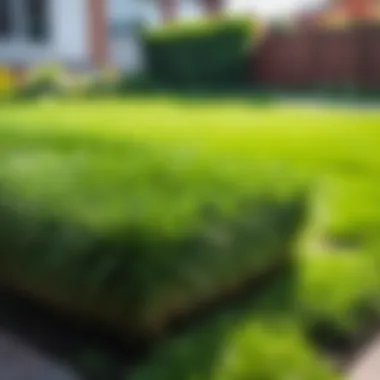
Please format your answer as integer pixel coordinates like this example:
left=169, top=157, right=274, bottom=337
left=348, top=334, right=380, bottom=380
left=0, top=330, right=81, bottom=380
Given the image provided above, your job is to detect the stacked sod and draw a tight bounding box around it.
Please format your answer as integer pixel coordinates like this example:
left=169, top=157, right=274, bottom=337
left=0, top=117, right=306, bottom=337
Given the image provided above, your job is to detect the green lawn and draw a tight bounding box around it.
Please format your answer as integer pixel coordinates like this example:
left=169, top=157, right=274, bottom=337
left=1, top=98, right=380, bottom=379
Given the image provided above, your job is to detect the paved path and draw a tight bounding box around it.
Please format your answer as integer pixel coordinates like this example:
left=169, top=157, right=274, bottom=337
left=0, top=330, right=80, bottom=380
left=0, top=289, right=132, bottom=380
left=2, top=285, right=380, bottom=380
left=278, top=96, right=380, bottom=111
left=348, top=334, right=380, bottom=380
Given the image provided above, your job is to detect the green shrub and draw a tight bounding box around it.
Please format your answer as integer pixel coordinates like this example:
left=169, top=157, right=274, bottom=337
left=14, top=64, right=66, bottom=99
left=0, top=117, right=306, bottom=337
left=14, top=65, right=122, bottom=100
left=142, top=17, right=256, bottom=89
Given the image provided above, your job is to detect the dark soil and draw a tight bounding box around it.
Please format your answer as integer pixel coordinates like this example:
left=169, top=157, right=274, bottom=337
left=0, top=259, right=292, bottom=380
left=0, top=288, right=150, bottom=380
left=0, top=256, right=374, bottom=380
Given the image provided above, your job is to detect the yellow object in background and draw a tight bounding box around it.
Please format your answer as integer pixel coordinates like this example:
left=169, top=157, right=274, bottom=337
left=0, top=67, right=13, bottom=94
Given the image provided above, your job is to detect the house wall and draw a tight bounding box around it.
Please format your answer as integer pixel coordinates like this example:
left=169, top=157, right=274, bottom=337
left=0, top=0, right=54, bottom=64
left=52, top=0, right=89, bottom=65
left=0, top=0, right=90, bottom=67
left=108, top=0, right=144, bottom=72
left=0, top=0, right=218, bottom=73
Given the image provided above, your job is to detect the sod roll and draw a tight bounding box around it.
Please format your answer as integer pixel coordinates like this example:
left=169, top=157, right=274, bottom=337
left=0, top=120, right=306, bottom=336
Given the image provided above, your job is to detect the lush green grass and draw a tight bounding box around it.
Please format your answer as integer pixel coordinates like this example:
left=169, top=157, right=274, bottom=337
left=1, top=99, right=380, bottom=379
left=0, top=99, right=305, bottom=336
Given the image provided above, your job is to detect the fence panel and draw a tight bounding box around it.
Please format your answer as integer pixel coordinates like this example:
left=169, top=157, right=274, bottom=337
left=256, top=32, right=313, bottom=88
left=357, top=27, right=380, bottom=88
left=255, top=27, right=380, bottom=90
left=313, top=30, right=358, bottom=87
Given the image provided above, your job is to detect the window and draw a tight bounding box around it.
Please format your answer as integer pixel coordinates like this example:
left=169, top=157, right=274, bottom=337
left=26, top=0, right=48, bottom=41
left=0, top=0, right=49, bottom=42
left=0, top=0, right=12, bottom=37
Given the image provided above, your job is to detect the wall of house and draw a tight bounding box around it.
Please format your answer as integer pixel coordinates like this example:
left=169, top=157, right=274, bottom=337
left=0, top=0, right=90, bottom=67
left=0, top=0, right=54, bottom=65
left=52, top=0, right=89, bottom=66
left=108, top=0, right=144, bottom=73
left=0, top=0, right=215, bottom=72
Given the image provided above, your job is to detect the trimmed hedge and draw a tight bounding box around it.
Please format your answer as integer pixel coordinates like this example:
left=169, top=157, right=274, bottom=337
left=0, top=115, right=306, bottom=337
left=142, top=17, right=256, bottom=89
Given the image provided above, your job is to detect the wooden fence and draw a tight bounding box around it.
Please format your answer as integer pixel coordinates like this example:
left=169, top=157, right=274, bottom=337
left=254, top=26, right=380, bottom=89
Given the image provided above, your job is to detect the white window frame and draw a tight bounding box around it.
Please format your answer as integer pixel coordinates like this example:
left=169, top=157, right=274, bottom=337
left=0, top=0, right=50, bottom=44
left=0, top=0, right=53, bottom=65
